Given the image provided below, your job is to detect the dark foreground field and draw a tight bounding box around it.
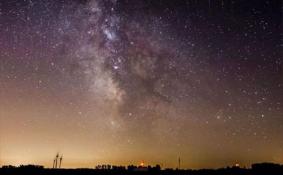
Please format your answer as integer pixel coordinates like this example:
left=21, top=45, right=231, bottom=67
left=1, top=163, right=283, bottom=175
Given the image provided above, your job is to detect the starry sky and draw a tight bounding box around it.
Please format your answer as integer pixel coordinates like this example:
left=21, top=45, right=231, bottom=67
left=0, top=0, right=282, bottom=169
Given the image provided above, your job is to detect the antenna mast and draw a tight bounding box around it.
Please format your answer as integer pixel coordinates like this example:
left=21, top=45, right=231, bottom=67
left=178, top=157, right=181, bottom=169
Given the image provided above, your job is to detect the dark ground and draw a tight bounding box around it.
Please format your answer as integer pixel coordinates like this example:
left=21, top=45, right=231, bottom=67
left=1, top=163, right=283, bottom=175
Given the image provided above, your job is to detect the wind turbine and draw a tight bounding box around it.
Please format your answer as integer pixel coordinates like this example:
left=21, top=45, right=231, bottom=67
left=55, top=153, right=59, bottom=169
left=59, top=155, right=63, bottom=169
left=53, top=158, right=56, bottom=169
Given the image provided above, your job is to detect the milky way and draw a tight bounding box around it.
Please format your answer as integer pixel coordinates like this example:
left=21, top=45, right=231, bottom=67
left=0, top=0, right=282, bottom=168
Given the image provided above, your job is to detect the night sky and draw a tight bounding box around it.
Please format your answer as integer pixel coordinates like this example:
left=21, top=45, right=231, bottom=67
left=0, top=0, right=282, bottom=169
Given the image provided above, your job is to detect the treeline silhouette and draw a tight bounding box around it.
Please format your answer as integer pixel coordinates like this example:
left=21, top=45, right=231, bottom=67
left=1, top=162, right=283, bottom=175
